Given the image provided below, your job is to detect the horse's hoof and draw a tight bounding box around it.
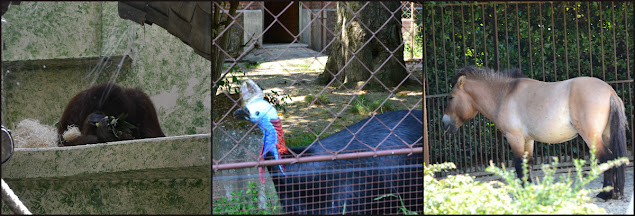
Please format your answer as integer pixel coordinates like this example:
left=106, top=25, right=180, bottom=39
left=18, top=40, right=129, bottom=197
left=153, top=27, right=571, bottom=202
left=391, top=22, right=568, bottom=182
left=595, top=191, right=613, bottom=200
left=596, top=191, right=618, bottom=200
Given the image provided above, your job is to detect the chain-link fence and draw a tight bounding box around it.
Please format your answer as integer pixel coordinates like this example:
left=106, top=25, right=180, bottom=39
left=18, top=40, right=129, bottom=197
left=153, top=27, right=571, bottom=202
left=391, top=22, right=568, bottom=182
left=213, top=1, right=423, bottom=214
left=424, top=1, right=634, bottom=177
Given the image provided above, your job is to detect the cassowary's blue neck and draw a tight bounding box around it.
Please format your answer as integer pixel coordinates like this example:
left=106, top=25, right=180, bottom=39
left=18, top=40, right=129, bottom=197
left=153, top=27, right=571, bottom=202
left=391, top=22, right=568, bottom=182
left=252, top=110, right=287, bottom=183
left=256, top=118, right=278, bottom=155
left=241, top=98, right=289, bottom=183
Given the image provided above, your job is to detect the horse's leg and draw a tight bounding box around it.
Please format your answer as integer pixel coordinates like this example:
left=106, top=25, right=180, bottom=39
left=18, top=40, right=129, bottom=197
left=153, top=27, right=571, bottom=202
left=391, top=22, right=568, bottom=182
left=569, top=83, right=626, bottom=200
left=524, top=140, right=535, bottom=183
left=573, top=119, right=617, bottom=200
left=578, top=130, right=617, bottom=200
left=506, top=133, right=533, bottom=184
left=571, top=109, right=623, bottom=199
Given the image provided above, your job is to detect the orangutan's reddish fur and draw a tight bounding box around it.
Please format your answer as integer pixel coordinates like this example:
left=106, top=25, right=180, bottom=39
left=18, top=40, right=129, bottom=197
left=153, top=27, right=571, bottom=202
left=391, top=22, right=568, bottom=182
left=57, top=83, right=165, bottom=146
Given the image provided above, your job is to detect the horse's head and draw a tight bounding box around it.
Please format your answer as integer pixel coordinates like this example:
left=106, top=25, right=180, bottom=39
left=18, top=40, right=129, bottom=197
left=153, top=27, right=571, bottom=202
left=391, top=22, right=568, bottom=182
left=442, top=75, right=478, bottom=133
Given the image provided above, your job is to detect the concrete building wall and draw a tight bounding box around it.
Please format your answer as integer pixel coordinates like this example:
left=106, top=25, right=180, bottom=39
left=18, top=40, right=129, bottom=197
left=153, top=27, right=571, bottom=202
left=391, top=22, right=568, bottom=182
left=242, top=10, right=264, bottom=46
left=299, top=8, right=312, bottom=46
left=308, top=9, right=337, bottom=52
left=223, top=1, right=341, bottom=53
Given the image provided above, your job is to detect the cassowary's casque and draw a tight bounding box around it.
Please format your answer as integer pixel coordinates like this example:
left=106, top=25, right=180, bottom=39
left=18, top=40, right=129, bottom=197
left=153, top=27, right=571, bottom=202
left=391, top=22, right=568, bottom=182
left=233, top=79, right=423, bottom=214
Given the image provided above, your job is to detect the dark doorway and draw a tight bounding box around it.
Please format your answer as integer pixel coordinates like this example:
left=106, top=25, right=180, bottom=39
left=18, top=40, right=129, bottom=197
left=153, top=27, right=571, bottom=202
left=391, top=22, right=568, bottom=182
left=263, top=1, right=299, bottom=43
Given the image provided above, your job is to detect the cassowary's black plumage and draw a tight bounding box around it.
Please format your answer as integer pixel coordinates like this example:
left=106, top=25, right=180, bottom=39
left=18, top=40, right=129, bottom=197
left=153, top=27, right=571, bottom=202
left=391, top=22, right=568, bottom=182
left=234, top=79, right=423, bottom=214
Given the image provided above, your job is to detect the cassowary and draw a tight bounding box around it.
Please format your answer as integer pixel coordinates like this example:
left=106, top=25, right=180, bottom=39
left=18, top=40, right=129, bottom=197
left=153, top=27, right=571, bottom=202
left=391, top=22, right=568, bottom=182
left=233, top=79, right=423, bottom=214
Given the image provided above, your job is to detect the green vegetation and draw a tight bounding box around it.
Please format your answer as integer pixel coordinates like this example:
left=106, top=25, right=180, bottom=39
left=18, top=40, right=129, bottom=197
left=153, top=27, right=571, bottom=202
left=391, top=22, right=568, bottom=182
left=214, top=66, right=292, bottom=114
left=285, top=130, right=334, bottom=148
left=285, top=132, right=318, bottom=148
left=244, top=62, right=261, bottom=70
left=304, top=93, right=329, bottom=106
left=214, top=183, right=420, bottom=215
left=292, top=62, right=313, bottom=68
left=374, top=194, right=419, bottom=215
left=424, top=146, right=629, bottom=214
left=214, top=66, right=245, bottom=95
left=350, top=95, right=395, bottom=115
left=424, top=1, right=634, bottom=165
left=404, top=23, right=423, bottom=59
left=263, top=90, right=292, bottom=113
left=425, top=2, right=634, bottom=94
left=213, top=181, right=281, bottom=215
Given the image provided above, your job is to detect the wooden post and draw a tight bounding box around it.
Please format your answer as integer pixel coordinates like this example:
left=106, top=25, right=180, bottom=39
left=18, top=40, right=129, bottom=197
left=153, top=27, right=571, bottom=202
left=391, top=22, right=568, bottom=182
left=423, top=64, right=429, bottom=166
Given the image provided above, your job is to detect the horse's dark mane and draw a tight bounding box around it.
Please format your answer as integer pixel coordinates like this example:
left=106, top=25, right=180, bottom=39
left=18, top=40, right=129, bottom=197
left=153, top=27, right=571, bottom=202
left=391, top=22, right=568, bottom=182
left=450, top=66, right=526, bottom=87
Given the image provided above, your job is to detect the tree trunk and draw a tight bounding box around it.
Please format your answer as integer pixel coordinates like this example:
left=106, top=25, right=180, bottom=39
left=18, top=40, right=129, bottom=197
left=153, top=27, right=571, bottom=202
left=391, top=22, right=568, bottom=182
left=318, top=1, right=408, bottom=90
left=212, top=2, right=238, bottom=97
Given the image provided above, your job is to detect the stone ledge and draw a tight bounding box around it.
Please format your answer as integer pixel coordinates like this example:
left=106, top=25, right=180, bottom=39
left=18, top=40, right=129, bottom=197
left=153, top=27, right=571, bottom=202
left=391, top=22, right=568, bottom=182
left=1, top=134, right=211, bottom=179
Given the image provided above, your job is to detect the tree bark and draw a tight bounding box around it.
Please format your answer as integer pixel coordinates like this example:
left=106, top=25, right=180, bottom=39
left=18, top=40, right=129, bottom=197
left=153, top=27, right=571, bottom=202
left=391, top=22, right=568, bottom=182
left=318, top=1, right=408, bottom=90
left=212, top=2, right=238, bottom=96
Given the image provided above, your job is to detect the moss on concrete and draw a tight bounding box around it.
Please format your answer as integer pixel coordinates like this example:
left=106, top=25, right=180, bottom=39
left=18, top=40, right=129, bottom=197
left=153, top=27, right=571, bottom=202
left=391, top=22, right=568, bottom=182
left=1, top=135, right=211, bottom=214
left=1, top=2, right=211, bottom=136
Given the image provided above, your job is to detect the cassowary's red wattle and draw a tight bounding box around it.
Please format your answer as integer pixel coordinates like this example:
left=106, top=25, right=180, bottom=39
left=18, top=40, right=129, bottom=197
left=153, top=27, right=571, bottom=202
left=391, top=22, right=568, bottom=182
left=258, top=119, right=289, bottom=184
left=271, top=119, right=289, bottom=155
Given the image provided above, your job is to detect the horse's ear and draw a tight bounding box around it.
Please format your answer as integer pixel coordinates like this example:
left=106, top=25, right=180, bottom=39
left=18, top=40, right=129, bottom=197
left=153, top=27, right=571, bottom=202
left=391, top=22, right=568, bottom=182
left=456, top=75, right=466, bottom=89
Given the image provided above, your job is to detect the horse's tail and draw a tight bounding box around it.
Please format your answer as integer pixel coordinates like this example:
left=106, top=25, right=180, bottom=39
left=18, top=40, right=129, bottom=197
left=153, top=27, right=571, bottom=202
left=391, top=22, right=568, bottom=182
left=608, top=93, right=627, bottom=197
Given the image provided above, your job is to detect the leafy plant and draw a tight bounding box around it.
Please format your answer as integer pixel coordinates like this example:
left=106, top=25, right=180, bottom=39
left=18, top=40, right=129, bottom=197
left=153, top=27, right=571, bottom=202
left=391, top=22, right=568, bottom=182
left=350, top=95, right=369, bottom=114
left=213, top=66, right=293, bottom=114
left=424, top=2, right=634, bottom=166
left=404, top=23, right=423, bottom=59
left=100, top=113, right=136, bottom=138
left=214, top=66, right=246, bottom=95
left=424, top=145, right=629, bottom=214
left=264, top=90, right=292, bottom=113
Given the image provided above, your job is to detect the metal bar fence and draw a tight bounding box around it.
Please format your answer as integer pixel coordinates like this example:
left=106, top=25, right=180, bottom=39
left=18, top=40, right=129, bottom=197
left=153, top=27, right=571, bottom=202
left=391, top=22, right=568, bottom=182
left=423, top=1, right=634, bottom=177
left=213, top=1, right=423, bottom=214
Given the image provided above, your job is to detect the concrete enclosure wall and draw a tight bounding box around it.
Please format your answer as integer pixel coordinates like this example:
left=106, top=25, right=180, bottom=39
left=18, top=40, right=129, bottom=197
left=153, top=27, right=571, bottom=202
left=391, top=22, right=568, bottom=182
left=1, top=1, right=211, bottom=136
left=1, top=135, right=211, bottom=214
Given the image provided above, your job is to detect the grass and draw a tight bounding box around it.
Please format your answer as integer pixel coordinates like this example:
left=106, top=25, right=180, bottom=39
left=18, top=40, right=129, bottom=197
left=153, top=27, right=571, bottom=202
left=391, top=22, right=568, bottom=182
left=304, top=93, right=329, bottom=106
left=244, top=62, right=261, bottom=69
left=284, top=129, right=336, bottom=148
left=285, top=132, right=319, bottom=148
left=213, top=181, right=281, bottom=215
left=291, top=62, right=313, bottom=68
left=374, top=194, right=419, bottom=215
left=349, top=95, right=395, bottom=115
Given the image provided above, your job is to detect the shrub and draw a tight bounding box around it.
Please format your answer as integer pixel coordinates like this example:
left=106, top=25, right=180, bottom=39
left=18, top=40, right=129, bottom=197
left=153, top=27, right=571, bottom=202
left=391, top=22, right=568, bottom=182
left=424, top=146, right=629, bottom=214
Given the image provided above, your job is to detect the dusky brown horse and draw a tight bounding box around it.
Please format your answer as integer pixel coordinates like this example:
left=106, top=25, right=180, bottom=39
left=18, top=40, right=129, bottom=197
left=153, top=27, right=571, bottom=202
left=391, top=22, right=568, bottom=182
left=442, top=66, right=627, bottom=200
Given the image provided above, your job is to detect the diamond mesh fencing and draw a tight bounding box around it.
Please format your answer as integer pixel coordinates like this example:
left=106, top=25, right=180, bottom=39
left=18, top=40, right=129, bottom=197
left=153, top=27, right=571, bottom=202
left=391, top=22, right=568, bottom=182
left=212, top=1, right=423, bottom=214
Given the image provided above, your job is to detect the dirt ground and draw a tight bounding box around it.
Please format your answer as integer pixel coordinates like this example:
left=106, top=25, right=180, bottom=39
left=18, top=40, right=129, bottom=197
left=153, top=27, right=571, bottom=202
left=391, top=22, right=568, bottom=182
left=582, top=167, right=634, bottom=214
left=214, top=44, right=423, bottom=147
